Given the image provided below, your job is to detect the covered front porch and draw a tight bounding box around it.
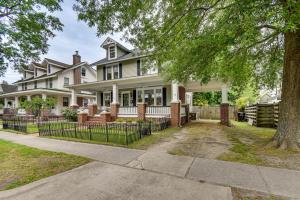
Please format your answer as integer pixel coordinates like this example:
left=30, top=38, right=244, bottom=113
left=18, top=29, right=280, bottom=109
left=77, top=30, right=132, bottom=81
left=0, top=89, right=96, bottom=115
left=69, top=75, right=230, bottom=126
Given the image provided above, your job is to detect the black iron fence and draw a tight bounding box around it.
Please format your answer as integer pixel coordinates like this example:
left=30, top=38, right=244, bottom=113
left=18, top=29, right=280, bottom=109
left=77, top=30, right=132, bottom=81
left=2, top=117, right=27, bottom=132
left=38, top=118, right=171, bottom=145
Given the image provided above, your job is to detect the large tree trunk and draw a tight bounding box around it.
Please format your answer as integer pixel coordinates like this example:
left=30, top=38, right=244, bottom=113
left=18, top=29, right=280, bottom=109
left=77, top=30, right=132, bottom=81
left=274, top=28, right=300, bottom=149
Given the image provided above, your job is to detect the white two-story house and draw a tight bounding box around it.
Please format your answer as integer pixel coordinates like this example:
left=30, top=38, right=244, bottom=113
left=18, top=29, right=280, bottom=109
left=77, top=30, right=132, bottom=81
left=0, top=51, right=96, bottom=115
left=69, top=37, right=230, bottom=126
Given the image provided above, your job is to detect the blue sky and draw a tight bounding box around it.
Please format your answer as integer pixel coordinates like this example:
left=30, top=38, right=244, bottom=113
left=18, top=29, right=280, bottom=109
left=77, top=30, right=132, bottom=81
left=1, top=0, right=132, bottom=83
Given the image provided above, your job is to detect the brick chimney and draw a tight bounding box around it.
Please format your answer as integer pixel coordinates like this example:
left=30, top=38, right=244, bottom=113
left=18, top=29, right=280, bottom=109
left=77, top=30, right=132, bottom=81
left=73, top=50, right=81, bottom=65
left=73, top=51, right=81, bottom=84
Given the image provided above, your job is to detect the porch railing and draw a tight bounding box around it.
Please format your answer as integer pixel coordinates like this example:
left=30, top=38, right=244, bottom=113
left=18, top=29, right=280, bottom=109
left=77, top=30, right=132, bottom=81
left=180, top=106, right=186, bottom=116
left=146, top=106, right=170, bottom=117
left=118, top=107, right=138, bottom=115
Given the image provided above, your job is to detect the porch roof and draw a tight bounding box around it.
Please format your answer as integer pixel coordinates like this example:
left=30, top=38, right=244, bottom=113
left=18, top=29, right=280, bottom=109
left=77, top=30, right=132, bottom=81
left=185, top=80, right=227, bottom=92
left=0, top=88, right=95, bottom=98
left=68, top=74, right=166, bottom=91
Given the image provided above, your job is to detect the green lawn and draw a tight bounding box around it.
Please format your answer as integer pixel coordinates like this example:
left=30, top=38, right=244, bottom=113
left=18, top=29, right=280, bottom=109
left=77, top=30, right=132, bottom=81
left=0, top=139, right=91, bottom=190
left=218, top=121, right=298, bottom=166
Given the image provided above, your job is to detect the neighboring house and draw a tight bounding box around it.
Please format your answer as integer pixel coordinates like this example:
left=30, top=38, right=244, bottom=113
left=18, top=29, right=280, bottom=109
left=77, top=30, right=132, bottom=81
left=0, top=83, right=17, bottom=108
left=0, top=51, right=96, bottom=115
left=69, top=37, right=230, bottom=126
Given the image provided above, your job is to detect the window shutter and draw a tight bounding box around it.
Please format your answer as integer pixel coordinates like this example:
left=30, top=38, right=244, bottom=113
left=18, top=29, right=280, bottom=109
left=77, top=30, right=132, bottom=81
left=110, top=91, right=113, bottom=103
left=163, top=87, right=167, bottom=106
left=100, top=92, right=103, bottom=106
left=119, top=63, right=122, bottom=78
left=103, top=66, right=106, bottom=80
left=137, top=60, right=141, bottom=76
left=133, top=90, right=136, bottom=106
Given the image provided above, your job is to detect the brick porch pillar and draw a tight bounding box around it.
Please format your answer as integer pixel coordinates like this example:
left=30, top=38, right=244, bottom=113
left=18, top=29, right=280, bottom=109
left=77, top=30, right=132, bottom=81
left=110, top=103, right=119, bottom=120
left=137, top=103, right=146, bottom=121
left=78, top=112, right=88, bottom=123
left=88, top=104, right=98, bottom=116
left=171, top=102, right=181, bottom=127
left=220, top=103, right=229, bottom=126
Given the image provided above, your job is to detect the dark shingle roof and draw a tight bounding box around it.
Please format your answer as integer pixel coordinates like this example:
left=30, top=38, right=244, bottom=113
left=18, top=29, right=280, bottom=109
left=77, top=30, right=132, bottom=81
left=0, top=84, right=17, bottom=94
left=44, top=58, right=71, bottom=68
left=91, top=49, right=143, bottom=66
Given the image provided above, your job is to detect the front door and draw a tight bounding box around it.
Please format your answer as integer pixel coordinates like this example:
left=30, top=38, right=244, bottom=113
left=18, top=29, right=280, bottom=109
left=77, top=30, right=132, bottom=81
left=122, top=92, right=130, bottom=107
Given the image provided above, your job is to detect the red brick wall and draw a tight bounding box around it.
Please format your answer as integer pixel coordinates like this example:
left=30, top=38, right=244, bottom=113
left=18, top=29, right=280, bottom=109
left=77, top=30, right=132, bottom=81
left=110, top=103, right=119, bottom=120
left=137, top=103, right=146, bottom=121
left=88, top=104, right=97, bottom=116
left=171, top=102, right=180, bottom=127
left=78, top=113, right=88, bottom=123
left=220, top=103, right=229, bottom=126
left=74, top=68, right=81, bottom=85
left=179, top=86, right=186, bottom=104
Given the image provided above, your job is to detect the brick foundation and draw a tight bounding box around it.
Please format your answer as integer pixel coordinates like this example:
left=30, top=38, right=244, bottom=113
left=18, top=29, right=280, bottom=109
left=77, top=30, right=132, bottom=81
left=137, top=103, right=146, bottom=121
left=88, top=104, right=98, bottom=116
left=78, top=113, right=88, bottom=123
left=110, top=103, right=119, bottom=120
left=171, top=102, right=180, bottom=127
left=220, top=103, right=229, bottom=126
left=87, top=112, right=112, bottom=124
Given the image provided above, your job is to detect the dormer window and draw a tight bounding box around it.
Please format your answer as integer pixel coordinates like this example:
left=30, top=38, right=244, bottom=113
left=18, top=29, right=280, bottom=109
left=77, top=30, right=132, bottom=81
left=108, top=45, right=116, bottom=59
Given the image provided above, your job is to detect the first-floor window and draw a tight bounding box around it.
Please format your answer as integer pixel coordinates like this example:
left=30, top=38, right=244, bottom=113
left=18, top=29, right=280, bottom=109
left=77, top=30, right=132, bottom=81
left=83, top=98, right=88, bottom=107
left=63, top=97, right=69, bottom=107
left=136, top=87, right=163, bottom=106
left=104, top=92, right=111, bottom=107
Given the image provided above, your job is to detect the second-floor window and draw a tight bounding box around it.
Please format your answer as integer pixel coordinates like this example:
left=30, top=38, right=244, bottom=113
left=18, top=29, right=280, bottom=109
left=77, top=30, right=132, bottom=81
left=106, top=66, right=112, bottom=80
left=35, top=68, right=37, bottom=76
left=22, top=83, right=27, bottom=90
left=109, top=46, right=116, bottom=59
left=47, top=78, right=53, bottom=88
left=105, top=64, right=119, bottom=80
left=81, top=67, right=86, bottom=77
left=64, top=77, right=69, bottom=86
left=48, top=65, right=51, bottom=74
left=34, top=81, right=37, bottom=89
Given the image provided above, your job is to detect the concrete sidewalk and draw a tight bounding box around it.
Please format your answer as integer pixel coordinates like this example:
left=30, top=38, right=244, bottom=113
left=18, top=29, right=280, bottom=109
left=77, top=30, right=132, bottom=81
left=0, top=131, right=300, bottom=199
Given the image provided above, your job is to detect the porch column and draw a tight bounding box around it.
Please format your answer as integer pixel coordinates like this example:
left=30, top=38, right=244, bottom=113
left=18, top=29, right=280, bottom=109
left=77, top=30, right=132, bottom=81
left=4, top=97, right=8, bottom=108
left=14, top=96, right=19, bottom=108
left=111, top=84, right=119, bottom=120
left=221, top=84, right=229, bottom=126
left=171, top=81, right=181, bottom=127
left=42, top=93, right=47, bottom=100
left=70, top=89, right=79, bottom=108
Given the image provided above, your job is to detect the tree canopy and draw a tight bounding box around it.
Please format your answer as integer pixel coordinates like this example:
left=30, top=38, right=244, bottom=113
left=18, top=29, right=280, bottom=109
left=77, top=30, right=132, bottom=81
left=0, top=0, right=63, bottom=75
left=74, top=0, right=298, bottom=89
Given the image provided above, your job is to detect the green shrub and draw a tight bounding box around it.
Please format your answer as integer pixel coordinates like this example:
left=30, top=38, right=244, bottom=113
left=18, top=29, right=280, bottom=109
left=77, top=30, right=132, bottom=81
left=62, top=108, right=77, bottom=122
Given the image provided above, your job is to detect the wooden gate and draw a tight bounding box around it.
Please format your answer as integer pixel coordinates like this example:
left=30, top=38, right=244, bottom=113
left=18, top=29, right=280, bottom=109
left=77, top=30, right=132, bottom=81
left=192, top=105, right=236, bottom=120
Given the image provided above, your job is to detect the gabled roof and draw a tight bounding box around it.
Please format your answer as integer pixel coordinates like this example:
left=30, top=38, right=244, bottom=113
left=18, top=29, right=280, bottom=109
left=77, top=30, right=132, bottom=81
left=43, top=58, right=71, bottom=68
left=91, top=49, right=144, bottom=66
left=32, top=62, right=47, bottom=69
left=100, top=37, right=131, bottom=53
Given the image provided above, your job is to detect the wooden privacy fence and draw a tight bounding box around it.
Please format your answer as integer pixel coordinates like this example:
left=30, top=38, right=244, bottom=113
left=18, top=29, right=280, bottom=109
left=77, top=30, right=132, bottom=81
left=192, top=105, right=236, bottom=120
left=245, top=103, right=279, bottom=127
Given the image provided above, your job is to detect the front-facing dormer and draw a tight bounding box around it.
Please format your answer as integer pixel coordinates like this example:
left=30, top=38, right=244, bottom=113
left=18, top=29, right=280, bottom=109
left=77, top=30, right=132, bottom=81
left=101, top=37, right=131, bottom=60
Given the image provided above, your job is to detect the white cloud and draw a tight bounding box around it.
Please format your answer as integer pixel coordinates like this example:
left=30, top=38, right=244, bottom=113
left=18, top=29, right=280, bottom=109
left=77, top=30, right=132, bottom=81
left=1, top=0, right=133, bottom=83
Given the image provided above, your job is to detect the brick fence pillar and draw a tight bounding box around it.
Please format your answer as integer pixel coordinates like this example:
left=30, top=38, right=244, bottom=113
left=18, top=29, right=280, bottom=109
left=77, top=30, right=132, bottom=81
left=78, top=112, right=88, bottom=123
left=88, top=104, right=98, bottom=116
left=110, top=103, right=119, bottom=120
left=171, top=102, right=181, bottom=127
left=137, top=103, right=146, bottom=121
left=100, top=111, right=112, bottom=123
left=220, top=103, right=229, bottom=126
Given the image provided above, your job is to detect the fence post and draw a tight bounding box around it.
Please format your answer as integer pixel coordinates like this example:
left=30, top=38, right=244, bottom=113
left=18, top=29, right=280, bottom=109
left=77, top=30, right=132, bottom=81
left=138, top=122, right=142, bottom=139
left=74, top=123, right=77, bottom=138
left=149, top=120, right=152, bottom=135
left=125, top=123, right=128, bottom=145
left=88, top=124, right=92, bottom=140
left=105, top=123, right=109, bottom=142
left=61, top=122, right=64, bottom=137
left=37, top=122, right=41, bottom=136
